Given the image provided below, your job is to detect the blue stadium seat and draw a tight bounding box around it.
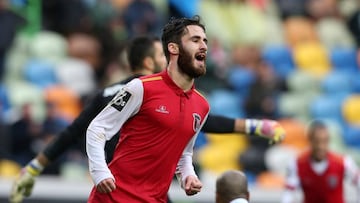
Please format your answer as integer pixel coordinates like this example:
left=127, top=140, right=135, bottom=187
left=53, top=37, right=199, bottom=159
left=208, top=89, right=244, bottom=118
left=0, top=84, right=11, bottom=115
left=352, top=73, right=360, bottom=93
left=342, top=125, right=360, bottom=148
left=169, top=0, right=199, bottom=18
left=24, top=59, right=57, bottom=88
left=330, top=48, right=359, bottom=73
left=262, top=45, right=295, bottom=78
left=310, top=95, right=344, bottom=123
left=321, top=71, right=353, bottom=96
left=227, top=67, right=255, bottom=96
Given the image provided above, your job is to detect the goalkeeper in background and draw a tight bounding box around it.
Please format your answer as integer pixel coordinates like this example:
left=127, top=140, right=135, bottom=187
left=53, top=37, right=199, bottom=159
left=10, top=35, right=285, bottom=203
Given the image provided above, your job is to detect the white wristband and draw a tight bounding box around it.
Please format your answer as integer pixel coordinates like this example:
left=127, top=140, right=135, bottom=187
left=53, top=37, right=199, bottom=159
left=245, top=119, right=259, bottom=135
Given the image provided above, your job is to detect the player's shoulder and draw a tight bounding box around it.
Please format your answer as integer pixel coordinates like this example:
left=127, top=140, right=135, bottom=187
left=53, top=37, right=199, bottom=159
left=328, top=151, right=344, bottom=164
left=102, top=82, right=126, bottom=97
left=140, top=72, right=163, bottom=83
left=193, top=89, right=208, bottom=101
left=101, top=76, right=141, bottom=98
left=297, top=150, right=311, bottom=163
left=193, top=89, right=209, bottom=106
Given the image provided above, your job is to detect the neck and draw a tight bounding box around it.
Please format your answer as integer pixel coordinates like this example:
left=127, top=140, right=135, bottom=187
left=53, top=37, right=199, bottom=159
left=310, top=153, right=327, bottom=162
left=132, top=68, right=153, bottom=76
left=167, top=61, right=194, bottom=91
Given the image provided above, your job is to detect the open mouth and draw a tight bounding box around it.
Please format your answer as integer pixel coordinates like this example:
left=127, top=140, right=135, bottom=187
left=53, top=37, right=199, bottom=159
left=195, top=52, right=206, bottom=61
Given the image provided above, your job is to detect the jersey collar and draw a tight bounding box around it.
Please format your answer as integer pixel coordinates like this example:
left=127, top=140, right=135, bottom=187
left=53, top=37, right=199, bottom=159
left=161, top=70, right=194, bottom=97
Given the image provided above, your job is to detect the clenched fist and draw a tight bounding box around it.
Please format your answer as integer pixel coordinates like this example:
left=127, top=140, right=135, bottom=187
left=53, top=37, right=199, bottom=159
left=96, top=178, right=116, bottom=193
left=184, top=175, right=202, bottom=196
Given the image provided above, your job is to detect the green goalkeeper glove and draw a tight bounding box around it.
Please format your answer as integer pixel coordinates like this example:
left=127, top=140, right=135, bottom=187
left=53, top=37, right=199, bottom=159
left=9, top=159, right=44, bottom=203
left=245, top=119, right=285, bottom=144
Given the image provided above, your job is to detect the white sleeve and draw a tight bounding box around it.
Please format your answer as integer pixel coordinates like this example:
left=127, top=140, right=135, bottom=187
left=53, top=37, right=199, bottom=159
left=344, top=155, right=360, bottom=202
left=282, top=159, right=300, bottom=203
left=175, top=114, right=208, bottom=189
left=86, top=78, right=143, bottom=185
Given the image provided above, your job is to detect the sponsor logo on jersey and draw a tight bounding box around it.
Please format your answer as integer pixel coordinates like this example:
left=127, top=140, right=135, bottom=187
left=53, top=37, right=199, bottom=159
left=155, top=105, right=169, bottom=114
left=111, top=90, right=131, bottom=111
left=193, top=113, right=201, bottom=132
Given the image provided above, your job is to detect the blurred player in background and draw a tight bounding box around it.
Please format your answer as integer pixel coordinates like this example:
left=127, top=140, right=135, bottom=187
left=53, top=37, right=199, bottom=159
left=10, top=26, right=285, bottom=203
left=216, top=170, right=250, bottom=203
left=282, top=121, right=360, bottom=203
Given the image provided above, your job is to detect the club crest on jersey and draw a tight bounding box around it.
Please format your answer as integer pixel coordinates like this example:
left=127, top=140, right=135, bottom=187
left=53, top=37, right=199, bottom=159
left=111, top=90, right=132, bottom=112
left=327, top=174, right=339, bottom=189
left=193, top=113, right=201, bottom=132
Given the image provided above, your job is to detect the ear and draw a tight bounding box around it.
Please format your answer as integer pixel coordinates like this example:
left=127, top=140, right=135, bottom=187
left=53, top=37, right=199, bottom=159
left=168, top=42, right=179, bottom=55
left=143, top=56, right=154, bottom=71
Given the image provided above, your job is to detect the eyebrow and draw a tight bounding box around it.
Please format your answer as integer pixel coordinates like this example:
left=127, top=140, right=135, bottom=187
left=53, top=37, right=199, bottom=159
left=190, top=35, right=208, bottom=44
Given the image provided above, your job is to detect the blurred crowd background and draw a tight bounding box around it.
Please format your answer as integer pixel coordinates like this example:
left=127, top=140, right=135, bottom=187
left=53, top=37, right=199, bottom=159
left=1, top=0, right=360, bottom=192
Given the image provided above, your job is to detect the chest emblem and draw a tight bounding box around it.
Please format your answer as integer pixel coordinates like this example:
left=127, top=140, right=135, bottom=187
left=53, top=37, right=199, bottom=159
left=155, top=105, right=169, bottom=114
left=327, top=174, right=339, bottom=189
left=193, top=113, right=201, bottom=132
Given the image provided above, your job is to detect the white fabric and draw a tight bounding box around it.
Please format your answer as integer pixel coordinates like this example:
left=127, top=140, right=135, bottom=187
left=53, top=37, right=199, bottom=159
left=344, top=156, right=360, bottom=203
left=176, top=114, right=208, bottom=189
left=86, top=78, right=143, bottom=185
left=281, top=155, right=360, bottom=203
left=230, top=198, right=249, bottom=203
left=102, top=84, right=125, bottom=97
left=55, top=58, right=96, bottom=97
left=311, top=159, right=329, bottom=175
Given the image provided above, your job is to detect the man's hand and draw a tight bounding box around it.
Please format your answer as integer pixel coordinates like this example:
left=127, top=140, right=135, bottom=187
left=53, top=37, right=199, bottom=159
left=9, top=159, right=44, bottom=203
left=184, top=175, right=202, bottom=196
left=9, top=169, right=36, bottom=203
left=246, top=119, right=285, bottom=144
left=96, top=178, right=116, bottom=193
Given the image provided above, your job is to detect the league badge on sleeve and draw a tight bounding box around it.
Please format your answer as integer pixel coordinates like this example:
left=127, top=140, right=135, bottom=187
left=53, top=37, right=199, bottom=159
left=111, top=90, right=132, bottom=112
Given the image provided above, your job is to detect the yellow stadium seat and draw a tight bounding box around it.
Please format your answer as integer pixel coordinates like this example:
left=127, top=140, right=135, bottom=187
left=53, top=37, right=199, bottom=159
left=293, top=42, right=331, bottom=78
left=342, top=95, right=360, bottom=126
left=0, top=159, right=21, bottom=178
left=198, top=133, right=248, bottom=175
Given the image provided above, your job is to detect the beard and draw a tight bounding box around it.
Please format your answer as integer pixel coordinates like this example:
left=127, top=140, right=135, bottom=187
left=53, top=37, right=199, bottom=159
left=177, top=45, right=206, bottom=78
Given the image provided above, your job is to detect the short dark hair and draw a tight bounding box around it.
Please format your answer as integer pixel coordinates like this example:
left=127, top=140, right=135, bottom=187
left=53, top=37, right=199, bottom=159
left=161, top=15, right=205, bottom=61
left=127, top=36, right=160, bottom=72
left=216, top=170, right=249, bottom=203
left=308, top=120, right=327, bottom=140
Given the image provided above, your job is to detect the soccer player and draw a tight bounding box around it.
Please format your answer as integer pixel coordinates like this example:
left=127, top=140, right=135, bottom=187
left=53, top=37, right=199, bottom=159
left=86, top=15, right=209, bottom=202
left=85, top=16, right=284, bottom=203
left=216, top=170, right=250, bottom=203
left=10, top=26, right=284, bottom=203
left=281, top=121, right=360, bottom=203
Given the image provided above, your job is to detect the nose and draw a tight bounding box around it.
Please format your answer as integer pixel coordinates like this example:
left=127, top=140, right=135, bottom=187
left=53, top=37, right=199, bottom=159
left=200, top=41, right=207, bottom=51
